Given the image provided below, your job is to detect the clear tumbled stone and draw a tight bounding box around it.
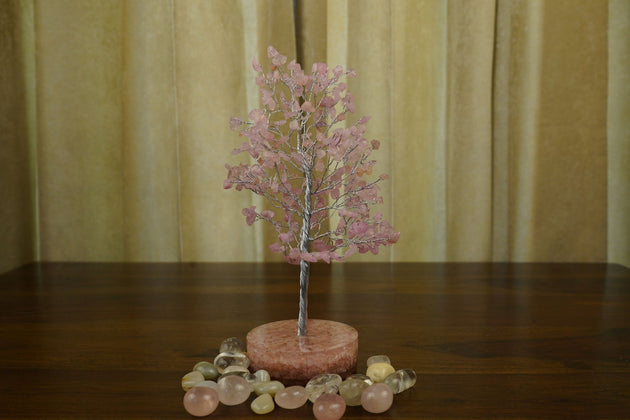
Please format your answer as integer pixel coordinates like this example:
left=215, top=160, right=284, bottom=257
left=366, top=354, right=391, bottom=367
left=313, top=392, right=346, bottom=420
left=361, top=383, right=394, bottom=414
left=193, top=361, right=219, bottom=380
left=213, top=351, right=250, bottom=373
left=254, top=369, right=270, bottom=383
left=339, top=377, right=370, bottom=406
left=254, top=380, right=285, bottom=396
left=366, top=362, right=395, bottom=383
left=346, top=373, right=373, bottom=385
left=305, top=373, right=342, bottom=403
left=384, top=368, right=417, bottom=394
left=219, top=336, right=246, bottom=353
left=251, top=392, right=275, bottom=414
left=274, top=385, right=308, bottom=409
left=243, top=373, right=258, bottom=384
left=182, top=370, right=205, bottom=391
left=222, top=365, right=249, bottom=374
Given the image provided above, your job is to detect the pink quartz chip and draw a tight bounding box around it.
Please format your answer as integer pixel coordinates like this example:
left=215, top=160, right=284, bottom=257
left=313, top=393, right=347, bottom=420
left=183, top=387, right=219, bottom=417
left=247, top=319, right=358, bottom=385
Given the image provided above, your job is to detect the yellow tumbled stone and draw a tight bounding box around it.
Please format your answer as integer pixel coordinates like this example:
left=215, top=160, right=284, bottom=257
left=251, top=393, right=275, bottom=414
left=182, top=371, right=205, bottom=391
left=253, top=380, right=285, bottom=396
left=366, top=362, right=395, bottom=383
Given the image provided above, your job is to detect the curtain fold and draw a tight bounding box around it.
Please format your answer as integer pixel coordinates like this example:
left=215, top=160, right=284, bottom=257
left=390, top=0, right=448, bottom=261
left=492, top=0, right=608, bottom=262
left=1, top=0, right=628, bottom=273
left=444, top=0, right=495, bottom=261
left=122, top=0, right=181, bottom=261
left=35, top=0, right=125, bottom=262
left=0, top=0, right=37, bottom=273
left=608, top=0, right=630, bottom=267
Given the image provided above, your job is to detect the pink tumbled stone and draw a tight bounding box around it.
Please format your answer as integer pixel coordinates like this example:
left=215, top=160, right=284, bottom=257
left=313, top=392, right=346, bottom=420
left=361, top=383, right=394, bottom=414
left=217, top=375, right=251, bottom=406
left=247, top=319, right=358, bottom=384
left=183, top=386, right=219, bottom=417
left=274, top=385, right=308, bottom=409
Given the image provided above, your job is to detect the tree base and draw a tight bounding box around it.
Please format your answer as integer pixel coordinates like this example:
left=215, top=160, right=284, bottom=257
left=246, top=319, right=358, bottom=385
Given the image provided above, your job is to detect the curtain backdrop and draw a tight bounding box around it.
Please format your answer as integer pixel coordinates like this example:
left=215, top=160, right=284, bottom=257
left=1, top=0, right=628, bottom=273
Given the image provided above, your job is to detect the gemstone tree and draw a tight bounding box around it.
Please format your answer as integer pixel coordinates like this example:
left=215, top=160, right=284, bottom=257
left=225, top=46, right=399, bottom=337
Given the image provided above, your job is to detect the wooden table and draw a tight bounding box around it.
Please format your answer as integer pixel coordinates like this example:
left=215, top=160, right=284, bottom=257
left=1, top=263, right=629, bottom=419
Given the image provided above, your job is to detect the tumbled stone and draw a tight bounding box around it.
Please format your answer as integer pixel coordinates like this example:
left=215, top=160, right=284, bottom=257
left=346, top=373, right=373, bottom=385
left=193, top=380, right=218, bottom=389
left=366, top=362, right=395, bottom=383
left=183, top=386, right=219, bottom=417
left=217, top=375, right=251, bottom=406
left=214, top=351, right=250, bottom=373
left=220, top=336, right=246, bottom=353
left=193, top=361, right=219, bottom=380
left=243, top=373, right=258, bottom=385
left=251, top=393, right=275, bottom=414
left=361, top=383, right=394, bottom=414
left=254, top=369, right=270, bottom=383
left=218, top=372, right=255, bottom=392
left=339, top=377, right=370, bottom=406
left=223, top=365, right=249, bottom=374
left=254, top=380, right=285, bottom=396
left=182, top=371, right=205, bottom=391
left=313, top=392, right=346, bottom=420
left=366, top=354, right=391, bottom=367
left=384, top=368, right=417, bottom=394
left=274, top=385, right=308, bottom=409
left=305, top=373, right=342, bottom=403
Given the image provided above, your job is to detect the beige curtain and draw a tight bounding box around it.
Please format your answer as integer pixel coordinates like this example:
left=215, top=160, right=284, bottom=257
left=1, top=0, right=628, bottom=273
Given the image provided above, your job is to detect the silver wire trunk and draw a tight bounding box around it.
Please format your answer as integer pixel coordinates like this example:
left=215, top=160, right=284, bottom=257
left=297, top=163, right=313, bottom=336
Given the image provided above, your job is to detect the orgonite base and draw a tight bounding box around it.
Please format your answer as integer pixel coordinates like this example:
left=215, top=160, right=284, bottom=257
left=246, top=319, right=358, bottom=385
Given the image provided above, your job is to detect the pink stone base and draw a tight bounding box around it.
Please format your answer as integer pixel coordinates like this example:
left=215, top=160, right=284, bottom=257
left=246, top=319, right=358, bottom=385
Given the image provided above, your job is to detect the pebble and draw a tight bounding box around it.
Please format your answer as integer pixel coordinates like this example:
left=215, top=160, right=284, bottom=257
left=361, top=383, right=394, bottom=414
left=183, top=338, right=417, bottom=417
left=243, top=373, right=258, bottom=384
left=346, top=373, right=373, bottom=385
left=366, top=362, right=396, bottom=383
left=313, top=392, right=346, bottom=420
left=214, top=351, right=250, bottom=373
left=384, top=368, right=417, bottom=394
left=193, top=361, right=219, bottom=380
left=217, top=371, right=256, bottom=389
left=367, top=354, right=391, bottom=366
left=217, top=375, right=251, bottom=406
left=182, top=371, right=205, bottom=391
left=339, top=377, right=370, bottom=406
left=254, top=380, right=285, bottom=396
left=254, top=369, right=270, bottom=383
left=183, top=386, right=219, bottom=417
left=251, top=392, right=275, bottom=414
left=192, top=380, right=218, bottom=389
left=274, top=385, right=308, bottom=409
left=223, top=365, right=249, bottom=374
left=305, top=373, right=342, bottom=402
left=220, top=336, right=246, bottom=353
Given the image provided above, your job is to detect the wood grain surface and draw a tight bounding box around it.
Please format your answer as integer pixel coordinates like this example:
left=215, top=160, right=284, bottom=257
left=1, top=262, right=629, bottom=418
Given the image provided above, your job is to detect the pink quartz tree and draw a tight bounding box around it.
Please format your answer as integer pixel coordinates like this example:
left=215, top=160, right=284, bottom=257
left=224, top=46, right=399, bottom=336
